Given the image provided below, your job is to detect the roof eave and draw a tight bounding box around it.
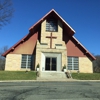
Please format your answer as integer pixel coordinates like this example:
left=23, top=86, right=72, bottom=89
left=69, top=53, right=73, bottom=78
left=72, top=36, right=96, bottom=60
left=2, top=34, right=28, bottom=57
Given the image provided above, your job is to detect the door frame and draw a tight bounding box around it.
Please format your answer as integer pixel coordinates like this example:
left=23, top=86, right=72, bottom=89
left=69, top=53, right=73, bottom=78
left=41, top=52, right=61, bottom=72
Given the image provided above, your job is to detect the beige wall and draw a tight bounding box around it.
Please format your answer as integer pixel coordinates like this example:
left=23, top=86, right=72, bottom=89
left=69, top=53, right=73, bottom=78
left=35, top=48, right=67, bottom=70
left=79, top=57, right=93, bottom=73
left=5, top=19, right=93, bottom=73
left=5, top=54, right=32, bottom=71
left=34, top=19, right=67, bottom=71
left=35, top=42, right=41, bottom=69
left=35, top=43, right=67, bottom=70
left=5, top=54, right=21, bottom=71
left=41, top=20, right=65, bottom=48
left=5, top=19, right=67, bottom=71
left=67, top=57, right=93, bottom=73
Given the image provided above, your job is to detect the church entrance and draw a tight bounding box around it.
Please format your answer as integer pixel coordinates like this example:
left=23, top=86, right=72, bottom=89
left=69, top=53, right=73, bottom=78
left=41, top=53, right=61, bottom=71
left=45, top=57, right=57, bottom=71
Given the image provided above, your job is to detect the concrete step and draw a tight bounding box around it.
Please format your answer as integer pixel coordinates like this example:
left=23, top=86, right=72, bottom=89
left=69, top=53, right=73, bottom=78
left=37, top=71, right=68, bottom=80
left=37, top=77, right=70, bottom=81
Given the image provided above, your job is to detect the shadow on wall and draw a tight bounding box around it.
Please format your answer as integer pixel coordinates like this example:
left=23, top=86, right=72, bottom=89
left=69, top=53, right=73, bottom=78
left=0, top=57, right=5, bottom=70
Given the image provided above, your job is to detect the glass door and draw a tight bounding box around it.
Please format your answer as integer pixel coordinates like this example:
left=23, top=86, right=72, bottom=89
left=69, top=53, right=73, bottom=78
left=45, top=57, right=57, bottom=71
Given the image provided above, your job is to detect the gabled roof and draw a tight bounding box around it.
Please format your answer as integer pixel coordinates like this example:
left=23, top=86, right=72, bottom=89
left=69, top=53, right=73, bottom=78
left=29, top=9, right=75, bottom=36
left=2, top=32, right=38, bottom=57
left=2, top=9, right=96, bottom=61
left=2, top=9, right=75, bottom=57
left=71, top=36, right=96, bottom=60
left=2, top=35, right=27, bottom=57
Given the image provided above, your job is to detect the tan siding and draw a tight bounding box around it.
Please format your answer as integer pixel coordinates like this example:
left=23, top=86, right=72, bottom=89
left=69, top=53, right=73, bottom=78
left=79, top=57, right=93, bottom=73
left=35, top=19, right=67, bottom=71
left=41, top=20, right=65, bottom=48
left=5, top=54, right=21, bottom=71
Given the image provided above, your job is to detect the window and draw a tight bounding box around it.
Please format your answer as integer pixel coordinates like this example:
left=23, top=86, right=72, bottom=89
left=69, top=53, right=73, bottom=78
left=46, top=19, right=58, bottom=32
left=21, top=55, right=32, bottom=69
left=67, top=57, right=79, bottom=70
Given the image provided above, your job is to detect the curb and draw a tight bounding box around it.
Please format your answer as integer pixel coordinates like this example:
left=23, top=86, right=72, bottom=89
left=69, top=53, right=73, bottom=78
left=0, top=79, right=100, bottom=82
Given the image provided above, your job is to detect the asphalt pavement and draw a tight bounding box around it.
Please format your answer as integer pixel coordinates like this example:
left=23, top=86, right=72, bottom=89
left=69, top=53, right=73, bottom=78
left=0, top=81, right=100, bottom=100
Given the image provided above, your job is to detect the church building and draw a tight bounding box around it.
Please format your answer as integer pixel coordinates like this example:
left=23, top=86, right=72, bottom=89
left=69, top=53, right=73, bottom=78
left=2, top=9, right=96, bottom=74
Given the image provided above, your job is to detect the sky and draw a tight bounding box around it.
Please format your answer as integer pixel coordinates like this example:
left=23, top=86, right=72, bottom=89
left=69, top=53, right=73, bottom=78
left=0, top=0, right=100, bottom=55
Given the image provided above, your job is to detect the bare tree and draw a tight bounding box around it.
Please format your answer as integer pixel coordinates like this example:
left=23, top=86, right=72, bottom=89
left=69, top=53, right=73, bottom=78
left=93, top=55, right=100, bottom=73
left=0, top=46, right=8, bottom=70
left=0, top=0, right=14, bottom=29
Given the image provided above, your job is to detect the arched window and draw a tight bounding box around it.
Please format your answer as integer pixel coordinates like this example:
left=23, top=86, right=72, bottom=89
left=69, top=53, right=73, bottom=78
left=46, top=18, right=58, bottom=32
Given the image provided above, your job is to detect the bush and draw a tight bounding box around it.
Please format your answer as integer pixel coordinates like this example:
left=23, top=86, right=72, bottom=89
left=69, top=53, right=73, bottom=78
left=93, top=67, right=100, bottom=73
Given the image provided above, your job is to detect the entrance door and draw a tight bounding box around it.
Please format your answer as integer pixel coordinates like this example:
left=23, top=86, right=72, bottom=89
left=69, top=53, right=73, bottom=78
left=45, top=57, right=57, bottom=71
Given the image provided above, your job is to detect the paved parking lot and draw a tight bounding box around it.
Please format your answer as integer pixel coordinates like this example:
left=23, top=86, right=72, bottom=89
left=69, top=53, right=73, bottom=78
left=0, top=81, right=100, bottom=100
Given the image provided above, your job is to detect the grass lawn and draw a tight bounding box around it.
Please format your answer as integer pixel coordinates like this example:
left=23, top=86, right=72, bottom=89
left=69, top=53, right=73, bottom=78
left=72, top=73, right=100, bottom=80
left=0, top=71, right=37, bottom=80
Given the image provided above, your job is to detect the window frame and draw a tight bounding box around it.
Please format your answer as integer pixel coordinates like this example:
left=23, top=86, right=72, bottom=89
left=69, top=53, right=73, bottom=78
left=21, top=54, right=32, bottom=69
left=67, top=57, right=79, bottom=70
left=46, top=18, right=58, bottom=32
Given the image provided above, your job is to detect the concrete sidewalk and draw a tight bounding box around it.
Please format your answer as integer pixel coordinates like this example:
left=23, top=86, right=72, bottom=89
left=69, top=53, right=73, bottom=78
left=0, top=79, right=100, bottom=82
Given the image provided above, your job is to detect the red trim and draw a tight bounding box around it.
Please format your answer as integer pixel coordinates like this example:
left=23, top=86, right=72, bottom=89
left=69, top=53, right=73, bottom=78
left=72, top=36, right=96, bottom=60
left=2, top=32, right=38, bottom=57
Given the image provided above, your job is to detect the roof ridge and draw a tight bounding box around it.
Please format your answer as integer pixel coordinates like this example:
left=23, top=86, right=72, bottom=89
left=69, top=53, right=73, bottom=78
left=51, top=9, right=75, bottom=33
left=29, top=9, right=75, bottom=33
